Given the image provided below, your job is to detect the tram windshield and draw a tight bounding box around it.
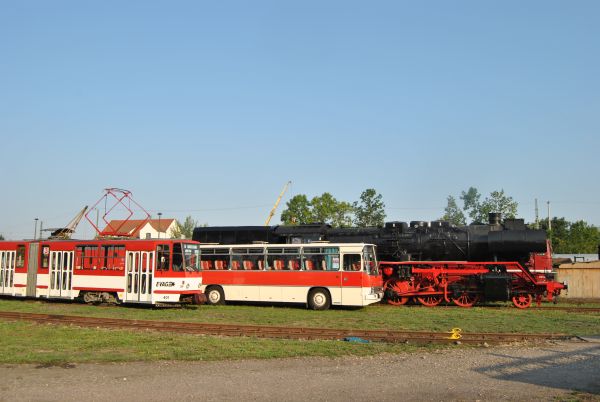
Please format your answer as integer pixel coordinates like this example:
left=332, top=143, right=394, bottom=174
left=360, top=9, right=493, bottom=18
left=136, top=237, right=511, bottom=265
left=363, top=246, right=378, bottom=275
left=182, top=243, right=201, bottom=272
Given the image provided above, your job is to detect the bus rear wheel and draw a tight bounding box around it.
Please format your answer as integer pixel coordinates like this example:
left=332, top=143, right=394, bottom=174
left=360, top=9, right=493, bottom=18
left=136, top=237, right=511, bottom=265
left=308, top=288, right=331, bottom=311
left=206, top=286, right=225, bottom=305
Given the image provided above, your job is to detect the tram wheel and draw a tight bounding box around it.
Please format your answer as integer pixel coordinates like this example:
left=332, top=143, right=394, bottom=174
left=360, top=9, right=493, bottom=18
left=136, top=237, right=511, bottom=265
left=206, top=286, right=225, bottom=305
left=512, top=294, right=533, bottom=309
left=308, top=288, right=331, bottom=311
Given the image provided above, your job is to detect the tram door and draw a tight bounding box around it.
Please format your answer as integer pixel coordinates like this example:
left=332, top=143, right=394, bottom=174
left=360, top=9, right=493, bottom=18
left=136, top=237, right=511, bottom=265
left=48, top=251, right=74, bottom=298
left=0, top=250, right=16, bottom=295
left=125, top=251, right=153, bottom=303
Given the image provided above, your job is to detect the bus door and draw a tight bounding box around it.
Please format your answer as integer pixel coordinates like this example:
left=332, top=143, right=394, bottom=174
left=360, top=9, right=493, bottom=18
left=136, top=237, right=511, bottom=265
left=125, top=251, right=153, bottom=303
left=49, top=250, right=74, bottom=298
left=341, top=253, right=363, bottom=305
left=0, top=249, right=16, bottom=295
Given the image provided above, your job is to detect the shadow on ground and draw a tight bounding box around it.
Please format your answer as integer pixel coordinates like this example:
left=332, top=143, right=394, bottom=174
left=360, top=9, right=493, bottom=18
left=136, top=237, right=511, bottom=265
left=475, top=343, right=600, bottom=395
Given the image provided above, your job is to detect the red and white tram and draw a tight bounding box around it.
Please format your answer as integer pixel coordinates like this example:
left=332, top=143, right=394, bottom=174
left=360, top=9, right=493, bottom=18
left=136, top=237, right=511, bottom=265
left=199, top=242, right=383, bottom=310
left=0, top=239, right=204, bottom=305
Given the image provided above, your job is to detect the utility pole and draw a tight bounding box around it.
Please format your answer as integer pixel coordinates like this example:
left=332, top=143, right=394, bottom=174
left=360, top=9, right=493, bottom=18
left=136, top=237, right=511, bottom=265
left=158, top=212, right=162, bottom=239
left=33, top=218, right=39, bottom=240
left=534, top=199, right=539, bottom=229
left=547, top=201, right=551, bottom=231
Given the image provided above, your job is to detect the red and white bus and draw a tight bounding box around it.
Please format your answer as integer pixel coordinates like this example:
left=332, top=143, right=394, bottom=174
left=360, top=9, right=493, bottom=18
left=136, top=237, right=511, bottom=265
left=0, top=239, right=204, bottom=305
left=199, top=242, right=383, bottom=310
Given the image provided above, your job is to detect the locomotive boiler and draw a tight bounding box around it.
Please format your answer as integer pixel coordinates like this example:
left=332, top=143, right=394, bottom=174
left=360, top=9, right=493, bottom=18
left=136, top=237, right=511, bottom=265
left=193, top=213, right=549, bottom=267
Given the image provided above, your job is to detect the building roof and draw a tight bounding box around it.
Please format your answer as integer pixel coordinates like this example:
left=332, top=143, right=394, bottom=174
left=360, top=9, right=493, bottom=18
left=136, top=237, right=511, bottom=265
left=104, top=219, right=175, bottom=237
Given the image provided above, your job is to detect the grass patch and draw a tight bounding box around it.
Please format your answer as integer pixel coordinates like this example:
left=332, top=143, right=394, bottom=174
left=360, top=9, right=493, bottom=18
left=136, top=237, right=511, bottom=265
left=0, top=298, right=598, bottom=364
left=0, top=320, right=426, bottom=364
left=0, top=299, right=598, bottom=335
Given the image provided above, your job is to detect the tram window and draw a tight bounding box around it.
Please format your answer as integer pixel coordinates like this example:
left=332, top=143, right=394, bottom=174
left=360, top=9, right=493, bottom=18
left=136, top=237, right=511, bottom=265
left=41, top=246, right=50, bottom=269
left=102, top=245, right=126, bottom=270
left=172, top=243, right=184, bottom=272
left=156, top=245, right=171, bottom=271
left=183, top=244, right=201, bottom=272
left=16, top=245, right=25, bottom=268
left=76, top=246, right=99, bottom=270
left=343, top=254, right=361, bottom=271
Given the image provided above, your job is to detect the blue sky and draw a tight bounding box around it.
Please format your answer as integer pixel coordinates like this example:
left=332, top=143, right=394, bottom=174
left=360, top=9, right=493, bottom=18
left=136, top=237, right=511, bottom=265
left=1, top=0, right=599, bottom=239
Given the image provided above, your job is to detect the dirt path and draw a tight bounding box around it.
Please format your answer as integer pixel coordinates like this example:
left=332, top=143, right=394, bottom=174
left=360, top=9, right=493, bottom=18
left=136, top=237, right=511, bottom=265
left=1, top=341, right=599, bottom=401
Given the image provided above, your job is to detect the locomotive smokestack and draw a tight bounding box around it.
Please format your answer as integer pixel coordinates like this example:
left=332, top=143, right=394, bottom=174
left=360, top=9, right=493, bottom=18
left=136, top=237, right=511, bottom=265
left=488, top=213, right=502, bottom=225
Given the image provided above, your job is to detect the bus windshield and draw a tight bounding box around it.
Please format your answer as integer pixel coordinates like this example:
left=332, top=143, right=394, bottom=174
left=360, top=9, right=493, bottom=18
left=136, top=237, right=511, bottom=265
left=363, top=246, right=378, bottom=275
left=183, top=243, right=201, bottom=272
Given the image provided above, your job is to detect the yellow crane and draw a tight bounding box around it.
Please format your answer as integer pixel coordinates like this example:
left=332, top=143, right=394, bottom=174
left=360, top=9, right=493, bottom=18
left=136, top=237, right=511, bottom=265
left=265, top=181, right=292, bottom=226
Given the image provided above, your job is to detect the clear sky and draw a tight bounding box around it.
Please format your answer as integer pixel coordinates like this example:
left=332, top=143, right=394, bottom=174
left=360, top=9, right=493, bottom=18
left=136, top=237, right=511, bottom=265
left=1, top=0, right=599, bottom=240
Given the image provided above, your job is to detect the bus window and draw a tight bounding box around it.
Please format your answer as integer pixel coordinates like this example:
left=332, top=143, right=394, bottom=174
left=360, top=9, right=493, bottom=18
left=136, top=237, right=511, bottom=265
left=343, top=254, right=361, bottom=271
left=156, top=245, right=171, bottom=271
left=245, top=248, right=264, bottom=271
left=266, top=248, right=284, bottom=270
left=363, top=246, right=378, bottom=275
left=231, top=248, right=247, bottom=270
left=302, top=247, right=339, bottom=271
left=200, top=248, right=230, bottom=270
left=323, top=247, right=340, bottom=271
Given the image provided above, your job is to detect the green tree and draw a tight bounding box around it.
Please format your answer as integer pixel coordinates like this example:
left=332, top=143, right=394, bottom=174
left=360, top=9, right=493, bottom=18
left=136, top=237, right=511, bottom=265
left=171, top=216, right=198, bottom=239
left=447, top=187, right=518, bottom=224
left=310, top=193, right=352, bottom=227
left=460, top=187, right=481, bottom=222
left=332, top=201, right=354, bottom=228
left=353, top=188, right=386, bottom=227
left=281, top=194, right=313, bottom=225
left=476, top=190, right=518, bottom=223
left=0, top=234, right=4, bottom=240
left=441, top=195, right=466, bottom=225
left=539, top=217, right=600, bottom=253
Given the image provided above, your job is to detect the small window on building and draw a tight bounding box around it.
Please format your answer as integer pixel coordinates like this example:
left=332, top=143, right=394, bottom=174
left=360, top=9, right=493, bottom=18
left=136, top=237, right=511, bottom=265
left=145, top=233, right=151, bottom=239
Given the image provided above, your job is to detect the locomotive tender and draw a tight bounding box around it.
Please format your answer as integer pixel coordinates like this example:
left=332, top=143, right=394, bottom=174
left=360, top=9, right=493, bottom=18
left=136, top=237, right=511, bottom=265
left=193, top=213, right=566, bottom=308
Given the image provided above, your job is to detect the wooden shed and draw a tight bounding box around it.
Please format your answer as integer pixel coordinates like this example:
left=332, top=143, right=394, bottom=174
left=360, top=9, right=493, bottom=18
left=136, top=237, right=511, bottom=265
left=556, top=261, right=600, bottom=299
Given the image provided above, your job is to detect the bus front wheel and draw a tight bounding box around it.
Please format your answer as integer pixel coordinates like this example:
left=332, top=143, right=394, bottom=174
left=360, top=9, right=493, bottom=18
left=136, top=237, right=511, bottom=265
left=308, top=288, right=331, bottom=311
left=206, top=286, right=225, bottom=305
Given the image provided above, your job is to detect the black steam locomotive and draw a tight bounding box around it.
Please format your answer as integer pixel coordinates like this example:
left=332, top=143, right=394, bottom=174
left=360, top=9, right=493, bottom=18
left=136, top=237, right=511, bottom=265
left=193, top=213, right=548, bottom=266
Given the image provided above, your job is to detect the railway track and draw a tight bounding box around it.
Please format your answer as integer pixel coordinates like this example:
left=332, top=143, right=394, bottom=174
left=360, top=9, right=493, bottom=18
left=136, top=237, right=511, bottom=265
left=374, top=304, right=600, bottom=313
left=0, top=311, right=573, bottom=345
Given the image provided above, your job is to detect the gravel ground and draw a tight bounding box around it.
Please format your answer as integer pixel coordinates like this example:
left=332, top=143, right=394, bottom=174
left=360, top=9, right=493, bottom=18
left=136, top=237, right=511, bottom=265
left=1, top=340, right=599, bottom=402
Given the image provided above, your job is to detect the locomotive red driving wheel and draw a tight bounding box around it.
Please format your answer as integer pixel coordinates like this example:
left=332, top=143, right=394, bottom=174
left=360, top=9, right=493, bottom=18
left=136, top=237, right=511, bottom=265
left=417, top=295, right=443, bottom=307
left=452, top=293, right=479, bottom=308
left=512, top=294, right=533, bottom=309
left=384, top=279, right=410, bottom=306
